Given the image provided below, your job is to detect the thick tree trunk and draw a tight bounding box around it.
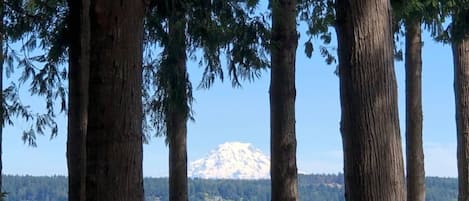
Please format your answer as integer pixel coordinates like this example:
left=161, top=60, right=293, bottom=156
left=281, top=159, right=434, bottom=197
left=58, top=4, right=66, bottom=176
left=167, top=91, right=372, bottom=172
left=454, top=35, right=469, bottom=201
left=335, top=0, right=406, bottom=201
left=405, top=18, right=425, bottom=201
left=86, top=0, right=145, bottom=200
left=269, top=0, right=298, bottom=200
left=167, top=8, right=189, bottom=201
left=66, top=0, right=89, bottom=200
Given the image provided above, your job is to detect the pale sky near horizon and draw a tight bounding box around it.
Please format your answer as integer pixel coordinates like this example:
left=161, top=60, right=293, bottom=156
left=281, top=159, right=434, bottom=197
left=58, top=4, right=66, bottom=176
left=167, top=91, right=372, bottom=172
left=1, top=20, right=458, bottom=178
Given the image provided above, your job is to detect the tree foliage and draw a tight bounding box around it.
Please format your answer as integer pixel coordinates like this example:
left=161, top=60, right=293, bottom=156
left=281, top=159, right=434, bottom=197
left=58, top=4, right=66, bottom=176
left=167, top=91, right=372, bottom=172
left=298, top=0, right=336, bottom=64
left=439, top=0, right=469, bottom=42
left=143, top=0, right=270, bottom=139
left=0, top=0, right=68, bottom=146
left=391, top=0, right=445, bottom=61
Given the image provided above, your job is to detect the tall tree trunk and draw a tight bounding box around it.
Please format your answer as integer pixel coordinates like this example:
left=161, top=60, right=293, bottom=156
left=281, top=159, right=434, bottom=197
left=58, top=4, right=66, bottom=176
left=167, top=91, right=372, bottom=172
left=66, top=0, right=89, bottom=200
left=167, top=6, right=189, bottom=201
left=454, top=34, right=469, bottom=201
left=269, top=0, right=298, bottom=200
left=335, top=0, right=406, bottom=200
left=405, top=18, right=425, bottom=201
left=86, top=0, right=145, bottom=200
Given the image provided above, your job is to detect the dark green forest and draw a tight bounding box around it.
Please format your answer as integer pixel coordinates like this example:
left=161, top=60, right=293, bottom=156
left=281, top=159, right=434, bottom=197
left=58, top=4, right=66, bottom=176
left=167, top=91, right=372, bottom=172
left=1, top=174, right=457, bottom=201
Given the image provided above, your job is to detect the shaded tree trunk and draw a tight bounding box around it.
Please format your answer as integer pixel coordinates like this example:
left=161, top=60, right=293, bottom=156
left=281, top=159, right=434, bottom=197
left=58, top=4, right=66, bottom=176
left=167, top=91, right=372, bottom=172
left=168, top=110, right=188, bottom=201
left=405, top=18, right=425, bottom=201
left=167, top=6, right=189, bottom=201
left=269, top=0, right=298, bottom=200
left=335, top=0, right=406, bottom=200
left=86, top=0, right=145, bottom=200
left=66, top=0, right=89, bottom=200
left=454, top=34, right=469, bottom=201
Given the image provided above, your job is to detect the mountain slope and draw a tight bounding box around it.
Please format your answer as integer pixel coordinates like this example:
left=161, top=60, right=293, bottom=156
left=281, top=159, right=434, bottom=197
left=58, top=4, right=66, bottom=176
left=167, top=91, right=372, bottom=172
left=189, top=142, right=270, bottom=179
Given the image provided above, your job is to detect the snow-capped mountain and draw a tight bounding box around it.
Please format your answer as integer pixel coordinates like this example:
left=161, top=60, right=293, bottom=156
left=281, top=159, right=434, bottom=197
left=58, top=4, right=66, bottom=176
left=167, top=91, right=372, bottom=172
left=189, top=142, right=270, bottom=179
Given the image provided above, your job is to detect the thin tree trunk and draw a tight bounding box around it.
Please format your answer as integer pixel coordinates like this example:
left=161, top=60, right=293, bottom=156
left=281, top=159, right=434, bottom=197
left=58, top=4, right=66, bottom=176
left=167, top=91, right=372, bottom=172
left=270, top=0, right=298, bottom=200
left=405, top=18, right=425, bottom=201
left=168, top=113, right=188, bottom=201
left=66, top=0, right=89, bottom=200
left=335, top=0, right=406, bottom=200
left=86, top=0, right=145, bottom=200
left=454, top=34, right=469, bottom=201
left=167, top=6, right=189, bottom=201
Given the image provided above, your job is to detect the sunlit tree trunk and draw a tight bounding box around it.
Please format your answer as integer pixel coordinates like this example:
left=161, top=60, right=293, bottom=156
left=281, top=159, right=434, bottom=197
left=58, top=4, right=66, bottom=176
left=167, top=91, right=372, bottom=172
left=405, top=18, right=425, bottom=201
left=270, top=0, right=299, bottom=200
left=336, top=0, right=406, bottom=200
left=86, top=0, right=145, bottom=200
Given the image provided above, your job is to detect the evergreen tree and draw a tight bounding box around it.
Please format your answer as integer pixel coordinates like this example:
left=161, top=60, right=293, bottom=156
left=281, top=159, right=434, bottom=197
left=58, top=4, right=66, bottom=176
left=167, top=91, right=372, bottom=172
left=85, top=0, right=146, bottom=200
left=0, top=0, right=69, bottom=198
left=391, top=1, right=443, bottom=200
left=335, top=0, right=406, bottom=200
left=145, top=1, right=269, bottom=200
left=448, top=1, right=469, bottom=201
left=270, top=0, right=299, bottom=200
left=405, top=16, right=425, bottom=201
left=150, top=1, right=191, bottom=200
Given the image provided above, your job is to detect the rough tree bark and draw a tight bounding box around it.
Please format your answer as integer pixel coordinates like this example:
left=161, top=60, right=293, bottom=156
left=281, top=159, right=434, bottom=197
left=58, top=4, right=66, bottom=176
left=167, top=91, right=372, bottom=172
left=270, top=0, right=299, bottom=200
left=86, top=0, right=145, bottom=200
left=405, top=18, right=425, bottom=201
left=335, top=0, right=406, bottom=200
left=454, top=33, right=469, bottom=201
left=66, top=0, right=89, bottom=200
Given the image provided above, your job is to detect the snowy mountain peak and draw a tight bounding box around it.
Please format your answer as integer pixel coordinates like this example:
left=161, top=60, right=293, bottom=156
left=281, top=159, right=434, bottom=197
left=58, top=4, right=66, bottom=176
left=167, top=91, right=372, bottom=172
left=189, top=141, right=270, bottom=179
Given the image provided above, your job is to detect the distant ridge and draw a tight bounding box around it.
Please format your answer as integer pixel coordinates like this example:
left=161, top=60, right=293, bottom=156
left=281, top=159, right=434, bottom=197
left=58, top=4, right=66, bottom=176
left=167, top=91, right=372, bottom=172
left=188, top=141, right=270, bottom=179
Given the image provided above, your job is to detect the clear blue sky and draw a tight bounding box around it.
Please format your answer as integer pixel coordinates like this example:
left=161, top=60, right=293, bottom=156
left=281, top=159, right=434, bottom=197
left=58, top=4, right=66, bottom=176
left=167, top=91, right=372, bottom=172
left=2, top=22, right=457, bottom=178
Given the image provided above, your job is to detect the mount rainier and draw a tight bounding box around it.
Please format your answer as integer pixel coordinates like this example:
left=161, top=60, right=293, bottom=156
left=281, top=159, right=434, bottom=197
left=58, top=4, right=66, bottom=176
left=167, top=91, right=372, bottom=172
left=188, top=142, right=270, bottom=179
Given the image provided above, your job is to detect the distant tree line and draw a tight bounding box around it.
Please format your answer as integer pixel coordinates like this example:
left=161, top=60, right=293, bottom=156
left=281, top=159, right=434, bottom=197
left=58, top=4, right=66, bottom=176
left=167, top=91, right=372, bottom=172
left=0, top=174, right=458, bottom=201
left=0, top=0, right=467, bottom=201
